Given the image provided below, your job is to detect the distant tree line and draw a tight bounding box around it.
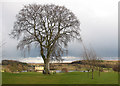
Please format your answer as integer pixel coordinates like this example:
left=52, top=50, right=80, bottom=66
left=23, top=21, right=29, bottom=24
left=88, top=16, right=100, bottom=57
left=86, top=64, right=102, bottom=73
left=2, top=60, right=28, bottom=72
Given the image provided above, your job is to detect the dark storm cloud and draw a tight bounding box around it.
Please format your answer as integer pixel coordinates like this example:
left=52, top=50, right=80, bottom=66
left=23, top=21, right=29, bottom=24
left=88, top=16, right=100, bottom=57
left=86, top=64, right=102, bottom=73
left=0, top=0, right=118, bottom=61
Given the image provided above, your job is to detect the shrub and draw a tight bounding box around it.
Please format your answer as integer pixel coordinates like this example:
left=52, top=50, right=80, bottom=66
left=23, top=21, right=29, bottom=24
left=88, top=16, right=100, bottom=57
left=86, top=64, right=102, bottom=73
left=61, top=68, right=68, bottom=73
left=112, top=64, right=120, bottom=72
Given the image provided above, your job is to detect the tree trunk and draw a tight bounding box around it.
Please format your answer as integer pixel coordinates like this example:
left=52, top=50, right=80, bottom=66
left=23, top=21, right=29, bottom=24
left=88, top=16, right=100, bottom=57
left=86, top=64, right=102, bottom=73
left=99, top=67, right=100, bottom=77
left=43, top=59, right=50, bottom=74
left=92, top=69, right=94, bottom=79
left=87, top=70, right=89, bottom=78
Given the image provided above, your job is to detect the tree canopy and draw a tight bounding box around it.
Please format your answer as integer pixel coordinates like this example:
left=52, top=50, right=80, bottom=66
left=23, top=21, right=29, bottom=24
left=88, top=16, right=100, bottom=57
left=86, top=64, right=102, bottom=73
left=10, top=4, right=81, bottom=74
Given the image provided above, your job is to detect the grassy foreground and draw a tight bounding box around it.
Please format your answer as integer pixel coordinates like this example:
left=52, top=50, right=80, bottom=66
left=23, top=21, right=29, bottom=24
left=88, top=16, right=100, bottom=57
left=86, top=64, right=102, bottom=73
left=2, top=72, right=118, bottom=84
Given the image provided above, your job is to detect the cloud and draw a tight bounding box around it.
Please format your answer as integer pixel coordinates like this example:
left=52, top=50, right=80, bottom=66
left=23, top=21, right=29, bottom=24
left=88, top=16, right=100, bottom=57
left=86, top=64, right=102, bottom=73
left=4, top=56, right=118, bottom=63
left=19, top=57, right=44, bottom=63
left=18, top=56, right=81, bottom=63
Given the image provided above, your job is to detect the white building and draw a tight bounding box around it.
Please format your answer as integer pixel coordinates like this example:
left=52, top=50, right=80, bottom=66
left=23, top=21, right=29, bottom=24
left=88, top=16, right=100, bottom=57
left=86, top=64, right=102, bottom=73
left=35, top=66, right=44, bottom=72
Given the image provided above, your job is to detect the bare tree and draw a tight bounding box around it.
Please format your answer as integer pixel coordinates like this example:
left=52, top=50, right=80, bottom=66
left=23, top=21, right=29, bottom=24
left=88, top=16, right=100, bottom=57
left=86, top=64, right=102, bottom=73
left=82, top=42, right=99, bottom=79
left=0, top=42, right=6, bottom=61
left=96, top=57, right=102, bottom=77
left=0, top=42, right=6, bottom=48
left=10, top=4, right=81, bottom=74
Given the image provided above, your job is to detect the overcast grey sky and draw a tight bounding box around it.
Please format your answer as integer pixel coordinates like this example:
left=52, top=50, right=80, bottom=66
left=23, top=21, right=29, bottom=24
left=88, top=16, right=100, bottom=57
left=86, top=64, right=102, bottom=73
left=0, top=0, right=119, bottom=61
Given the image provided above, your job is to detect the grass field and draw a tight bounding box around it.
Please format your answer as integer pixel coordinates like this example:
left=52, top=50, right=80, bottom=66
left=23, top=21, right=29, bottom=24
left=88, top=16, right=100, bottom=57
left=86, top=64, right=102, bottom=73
left=2, top=72, right=118, bottom=84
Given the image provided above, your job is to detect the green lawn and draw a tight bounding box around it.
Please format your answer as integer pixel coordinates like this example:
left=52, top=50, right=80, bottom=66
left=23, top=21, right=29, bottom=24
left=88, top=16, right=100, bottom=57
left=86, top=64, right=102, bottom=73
left=2, top=72, right=118, bottom=84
